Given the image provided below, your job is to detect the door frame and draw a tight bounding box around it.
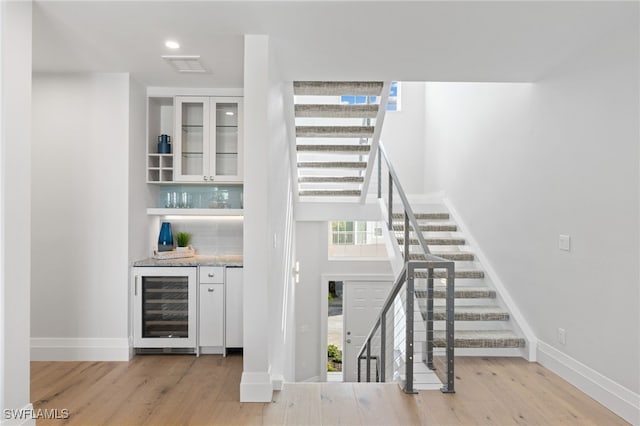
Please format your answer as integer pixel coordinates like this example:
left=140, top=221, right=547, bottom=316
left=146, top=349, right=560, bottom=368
left=319, top=273, right=394, bottom=382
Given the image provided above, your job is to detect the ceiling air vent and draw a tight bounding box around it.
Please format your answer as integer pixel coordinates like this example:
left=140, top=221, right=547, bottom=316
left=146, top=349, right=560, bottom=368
left=162, top=55, right=208, bottom=73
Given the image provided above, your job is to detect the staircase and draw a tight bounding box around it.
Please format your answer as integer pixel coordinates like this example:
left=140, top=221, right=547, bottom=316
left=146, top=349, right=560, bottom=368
left=392, top=207, right=526, bottom=385
left=293, top=81, right=390, bottom=202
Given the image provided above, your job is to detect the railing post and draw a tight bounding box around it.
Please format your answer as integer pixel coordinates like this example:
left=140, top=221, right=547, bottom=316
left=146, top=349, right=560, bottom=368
left=441, top=263, right=456, bottom=393
left=366, top=339, right=372, bottom=382
left=387, top=173, right=393, bottom=230
left=404, top=212, right=410, bottom=261
left=404, top=264, right=417, bottom=394
left=427, top=267, right=434, bottom=369
left=377, top=146, right=382, bottom=199
left=380, top=312, right=386, bottom=382
left=357, top=356, right=361, bottom=382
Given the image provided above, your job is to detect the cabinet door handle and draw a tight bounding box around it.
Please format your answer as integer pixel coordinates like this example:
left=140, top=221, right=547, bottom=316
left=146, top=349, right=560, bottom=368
left=209, top=176, right=214, bottom=181
left=204, top=176, right=209, bottom=181
left=134, top=276, right=138, bottom=296
left=208, top=273, right=215, bottom=277
left=208, top=287, right=215, bottom=292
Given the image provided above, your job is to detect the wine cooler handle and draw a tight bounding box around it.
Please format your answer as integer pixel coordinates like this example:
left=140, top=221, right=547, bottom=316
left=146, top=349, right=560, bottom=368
left=134, top=276, right=138, bottom=296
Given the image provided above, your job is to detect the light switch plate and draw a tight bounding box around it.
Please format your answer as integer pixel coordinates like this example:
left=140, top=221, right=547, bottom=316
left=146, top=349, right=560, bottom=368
left=559, top=234, right=571, bottom=251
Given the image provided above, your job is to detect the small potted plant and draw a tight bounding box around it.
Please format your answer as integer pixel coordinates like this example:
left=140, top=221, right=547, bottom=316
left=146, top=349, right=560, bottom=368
left=175, top=232, right=191, bottom=251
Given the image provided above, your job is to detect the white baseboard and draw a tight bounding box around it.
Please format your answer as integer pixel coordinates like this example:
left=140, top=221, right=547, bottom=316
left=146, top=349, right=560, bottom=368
left=240, top=372, right=273, bottom=402
left=537, top=340, right=640, bottom=425
left=301, top=375, right=321, bottom=383
left=1, top=403, right=36, bottom=426
left=30, top=338, right=130, bottom=361
left=271, top=374, right=284, bottom=391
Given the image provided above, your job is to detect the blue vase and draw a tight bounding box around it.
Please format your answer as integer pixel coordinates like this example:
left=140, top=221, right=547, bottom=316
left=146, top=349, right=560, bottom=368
left=158, top=222, right=174, bottom=252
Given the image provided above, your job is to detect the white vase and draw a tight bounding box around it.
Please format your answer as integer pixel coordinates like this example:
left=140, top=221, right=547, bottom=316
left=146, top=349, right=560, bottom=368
left=176, top=246, right=189, bottom=252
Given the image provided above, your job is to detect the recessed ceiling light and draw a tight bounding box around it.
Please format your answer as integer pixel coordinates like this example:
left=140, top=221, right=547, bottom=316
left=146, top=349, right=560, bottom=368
left=165, top=40, right=180, bottom=49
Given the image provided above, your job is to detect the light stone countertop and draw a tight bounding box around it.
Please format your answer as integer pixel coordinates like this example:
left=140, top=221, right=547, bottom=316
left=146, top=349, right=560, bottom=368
left=132, top=255, right=243, bottom=267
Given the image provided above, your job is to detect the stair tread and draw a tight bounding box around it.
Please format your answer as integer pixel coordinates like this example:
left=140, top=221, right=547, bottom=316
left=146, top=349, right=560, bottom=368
left=299, top=189, right=361, bottom=197
left=416, top=286, right=496, bottom=298
left=393, top=223, right=457, bottom=232
left=298, top=176, right=364, bottom=183
left=296, top=126, right=374, bottom=138
left=424, top=305, right=510, bottom=321
left=413, top=270, right=485, bottom=279
left=433, top=330, right=526, bottom=348
left=295, top=104, right=379, bottom=118
left=409, top=252, right=475, bottom=261
left=397, top=237, right=465, bottom=245
left=294, top=81, right=383, bottom=96
left=392, top=212, right=449, bottom=220
left=297, top=144, right=371, bottom=153
left=298, top=161, right=367, bottom=169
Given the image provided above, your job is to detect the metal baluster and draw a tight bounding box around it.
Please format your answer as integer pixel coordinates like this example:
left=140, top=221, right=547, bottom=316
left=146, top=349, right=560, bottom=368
left=427, top=267, right=434, bottom=369
left=442, top=263, right=456, bottom=393
left=404, top=212, right=410, bottom=261
left=380, top=312, right=386, bottom=382
left=388, top=173, right=393, bottom=230
left=405, top=264, right=416, bottom=394
left=377, top=146, right=382, bottom=199
left=366, top=340, right=372, bottom=382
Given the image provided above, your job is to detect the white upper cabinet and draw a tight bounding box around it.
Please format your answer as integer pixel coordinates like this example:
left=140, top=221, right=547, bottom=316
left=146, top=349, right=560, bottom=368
left=174, top=96, right=243, bottom=183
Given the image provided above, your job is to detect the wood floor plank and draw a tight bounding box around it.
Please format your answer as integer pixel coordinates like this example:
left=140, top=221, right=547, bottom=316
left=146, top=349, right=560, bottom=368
left=30, top=355, right=628, bottom=425
left=318, top=383, right=361, bottom=425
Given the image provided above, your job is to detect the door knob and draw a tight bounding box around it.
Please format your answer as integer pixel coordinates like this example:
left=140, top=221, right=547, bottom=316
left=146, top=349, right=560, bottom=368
left=347, top=331, right=351, bottom=336
left=346, top=339, right=351, bottom=344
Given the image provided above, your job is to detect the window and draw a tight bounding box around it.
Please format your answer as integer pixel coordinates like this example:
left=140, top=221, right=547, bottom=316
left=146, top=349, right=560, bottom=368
left=329, top=221, right=387, bottom=259
left=340, top=81, right=401, bottom=112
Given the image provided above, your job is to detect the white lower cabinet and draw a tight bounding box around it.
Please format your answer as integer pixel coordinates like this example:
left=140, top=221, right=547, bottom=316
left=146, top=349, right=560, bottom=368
left=225, top=267, right=243, bottom=349
left=199, top=283, right=224, bottom=350
left=198, top=266, right=224, bottom=354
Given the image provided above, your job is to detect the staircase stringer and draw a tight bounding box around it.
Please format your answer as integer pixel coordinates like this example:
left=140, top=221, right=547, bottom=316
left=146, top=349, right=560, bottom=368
left=442, top=197, right=538, bottom=361
left=284, top=81, right=301, bottom=203
left=359, top=81, right=392, bottom=203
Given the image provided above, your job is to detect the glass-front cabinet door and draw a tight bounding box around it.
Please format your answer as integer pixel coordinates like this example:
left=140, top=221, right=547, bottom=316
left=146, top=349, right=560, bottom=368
left=173, top=96, right=243, bottom=183
left=132, top=267, right=197, bottom=350
left=174, top=97, right=210, bottom=182
left=211, top=99, right=243, bottom=182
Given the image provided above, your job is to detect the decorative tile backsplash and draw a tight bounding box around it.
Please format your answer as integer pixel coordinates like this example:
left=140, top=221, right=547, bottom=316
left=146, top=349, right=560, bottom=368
left=170, top=218, right=243, bottom=255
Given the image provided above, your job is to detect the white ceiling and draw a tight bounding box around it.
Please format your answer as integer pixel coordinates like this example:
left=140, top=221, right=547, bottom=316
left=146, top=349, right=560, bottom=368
left=32, top=1, right=638, bottom=87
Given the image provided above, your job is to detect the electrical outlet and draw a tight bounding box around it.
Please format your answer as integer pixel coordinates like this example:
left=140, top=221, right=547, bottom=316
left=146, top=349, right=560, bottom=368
left=558, top=328, right=566, bottom=345
left=559, top=234, right=571, bottom=251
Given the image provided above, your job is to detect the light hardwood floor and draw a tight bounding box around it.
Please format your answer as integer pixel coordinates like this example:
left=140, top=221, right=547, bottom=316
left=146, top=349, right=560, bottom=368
left=31, top=355, right=628, bottom=425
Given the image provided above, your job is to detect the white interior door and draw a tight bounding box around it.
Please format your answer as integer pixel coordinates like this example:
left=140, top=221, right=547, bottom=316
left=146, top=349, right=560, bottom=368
left=343, top=280, right=392, bottom=382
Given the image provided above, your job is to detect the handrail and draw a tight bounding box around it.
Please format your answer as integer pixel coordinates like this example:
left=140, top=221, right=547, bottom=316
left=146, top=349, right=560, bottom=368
left=356, top=141, right=456, bottom=394
left=377, top=143, right=431, bottom=256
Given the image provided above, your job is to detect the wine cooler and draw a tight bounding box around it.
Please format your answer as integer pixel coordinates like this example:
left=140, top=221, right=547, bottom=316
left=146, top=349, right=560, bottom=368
left=132, top=267, right=197, bottom=350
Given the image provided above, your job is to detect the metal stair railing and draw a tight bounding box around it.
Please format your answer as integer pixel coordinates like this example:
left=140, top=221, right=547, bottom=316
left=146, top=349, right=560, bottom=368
left=356, top=142, right=455, bottom=394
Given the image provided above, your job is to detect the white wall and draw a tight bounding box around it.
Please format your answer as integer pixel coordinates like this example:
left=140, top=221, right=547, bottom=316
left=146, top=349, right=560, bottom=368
left=423, top=21, right=639, bottom=419
left=295, top=221, right=392, bottom=381
left=380, top=82, right=426, bottom=195
left=241, top=35, right=272, bottom=402
left=31, top=73, right=131, bottom=360
left=1, top=0, right=32, bottom=414
left=267, top=58, right=297, bottom=384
